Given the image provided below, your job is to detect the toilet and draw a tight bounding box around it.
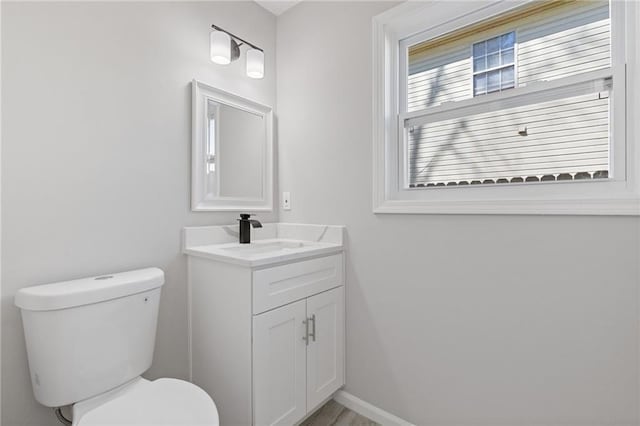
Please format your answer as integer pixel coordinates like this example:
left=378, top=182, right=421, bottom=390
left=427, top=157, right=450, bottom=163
left=15, top=268, right=219, bottom=425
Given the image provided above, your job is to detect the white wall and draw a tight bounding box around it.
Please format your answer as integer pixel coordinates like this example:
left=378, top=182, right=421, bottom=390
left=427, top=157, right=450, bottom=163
left=1, top=2, right=276, bottom=424
left=277, top=2, right=640, bottom=425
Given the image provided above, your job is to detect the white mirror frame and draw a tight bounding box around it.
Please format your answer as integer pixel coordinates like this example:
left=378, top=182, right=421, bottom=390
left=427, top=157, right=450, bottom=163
left=191, top=79, right=273, bottom=212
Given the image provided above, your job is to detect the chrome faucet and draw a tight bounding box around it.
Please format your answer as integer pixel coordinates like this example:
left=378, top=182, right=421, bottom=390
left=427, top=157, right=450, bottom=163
left=238, top=214, right=262, bottom=244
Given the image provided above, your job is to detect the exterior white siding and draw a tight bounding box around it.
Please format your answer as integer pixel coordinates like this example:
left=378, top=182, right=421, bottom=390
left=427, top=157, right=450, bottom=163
left=406, top=1, right=611, bottom=186
left=518, top=4, right=610, bottom=85
left=408, top=47, right=470, bottom=111
left=408, top=92, right=609, bottom=186
left=408, top=2, right=610, bottom=110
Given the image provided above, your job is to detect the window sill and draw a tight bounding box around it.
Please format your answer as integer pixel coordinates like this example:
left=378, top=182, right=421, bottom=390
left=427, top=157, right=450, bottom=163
left=373, top=197, right=640, bottom=216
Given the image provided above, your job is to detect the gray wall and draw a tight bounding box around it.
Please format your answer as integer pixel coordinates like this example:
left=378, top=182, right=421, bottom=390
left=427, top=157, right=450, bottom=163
left=1, top=2, right=276, bottom=424
left=276, top=2, right=640, bottom=425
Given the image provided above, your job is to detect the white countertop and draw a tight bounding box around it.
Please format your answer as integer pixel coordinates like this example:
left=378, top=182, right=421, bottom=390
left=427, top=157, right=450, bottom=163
left=182, top=223, right=345, bottom=267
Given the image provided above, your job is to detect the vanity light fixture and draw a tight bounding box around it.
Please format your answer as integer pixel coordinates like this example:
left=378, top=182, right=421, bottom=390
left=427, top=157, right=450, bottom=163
left=210, top=24, right=264, bottom=79
left=246, top=49, right=265, bottom=79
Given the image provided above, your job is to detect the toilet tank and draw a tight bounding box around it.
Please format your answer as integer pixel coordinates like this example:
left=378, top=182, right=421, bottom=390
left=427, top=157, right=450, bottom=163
left=15, top=268, right=165, bottom=407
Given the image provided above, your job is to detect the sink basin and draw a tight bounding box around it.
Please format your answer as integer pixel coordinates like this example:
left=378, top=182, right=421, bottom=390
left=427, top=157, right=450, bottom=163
left=183, top=224, right=344, bottom=267
left=184, top=237, right=342, bottom=267
left=221, top=240, right=307, bottom=255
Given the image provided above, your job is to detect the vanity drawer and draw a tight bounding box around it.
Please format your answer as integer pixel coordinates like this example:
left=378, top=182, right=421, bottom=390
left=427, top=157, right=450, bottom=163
left=252, top=254, right=343, bottom=314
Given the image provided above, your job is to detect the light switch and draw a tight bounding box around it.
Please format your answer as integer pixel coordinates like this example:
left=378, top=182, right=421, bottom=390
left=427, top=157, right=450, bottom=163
left=283, top=192, right=291, bottom=210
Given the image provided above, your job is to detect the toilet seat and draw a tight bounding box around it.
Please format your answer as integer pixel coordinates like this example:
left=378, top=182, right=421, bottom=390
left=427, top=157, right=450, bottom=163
left=72, top=377, right=219, bottom=426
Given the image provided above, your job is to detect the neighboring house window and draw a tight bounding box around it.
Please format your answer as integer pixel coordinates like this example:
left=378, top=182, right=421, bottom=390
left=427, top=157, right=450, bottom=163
left=373, top=0, right=639, bottom=214
left=472, top=32, right=515, bottom=96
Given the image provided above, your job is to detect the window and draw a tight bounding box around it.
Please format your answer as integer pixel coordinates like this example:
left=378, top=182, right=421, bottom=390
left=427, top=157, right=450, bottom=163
left=207, top=100, right=217, bottom=174
left=473, top=32, right=515, bottom=96
left=373, top=0, right=639, bottom=214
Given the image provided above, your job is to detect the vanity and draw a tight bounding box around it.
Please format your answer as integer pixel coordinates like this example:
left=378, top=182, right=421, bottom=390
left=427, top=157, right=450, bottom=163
left=183, top=223, right=346, bottom=426
left=187, top=81, right=344, bottom=425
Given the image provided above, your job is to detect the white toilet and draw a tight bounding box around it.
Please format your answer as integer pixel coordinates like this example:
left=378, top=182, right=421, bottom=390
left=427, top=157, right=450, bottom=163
left=15, top=267, right=219, bottom=425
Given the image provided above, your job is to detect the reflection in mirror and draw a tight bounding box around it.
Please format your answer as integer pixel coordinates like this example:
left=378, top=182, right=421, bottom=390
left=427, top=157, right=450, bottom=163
left=192, top=80, right=273, bottom=211
left=205, top=100, right=264, bottom=200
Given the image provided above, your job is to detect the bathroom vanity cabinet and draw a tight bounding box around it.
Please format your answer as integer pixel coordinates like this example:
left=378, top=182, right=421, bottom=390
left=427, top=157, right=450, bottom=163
left=253, top=272, right=344, bottom=425
left=185, top=223, right=345, bottom=426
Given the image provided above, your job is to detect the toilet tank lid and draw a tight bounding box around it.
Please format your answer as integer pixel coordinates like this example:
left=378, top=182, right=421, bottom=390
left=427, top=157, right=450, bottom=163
left=15, top=268, right=165, bottom=311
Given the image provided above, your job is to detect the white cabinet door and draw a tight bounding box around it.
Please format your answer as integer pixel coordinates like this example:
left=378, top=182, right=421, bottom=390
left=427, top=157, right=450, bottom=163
left=306, top=287, right=345, bottom=410
left=253, top=299, right=307, bottom=426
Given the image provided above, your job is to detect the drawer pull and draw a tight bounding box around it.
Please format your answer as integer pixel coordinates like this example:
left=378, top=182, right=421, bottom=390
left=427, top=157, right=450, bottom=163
left=309, top=314, right=316, bottom=342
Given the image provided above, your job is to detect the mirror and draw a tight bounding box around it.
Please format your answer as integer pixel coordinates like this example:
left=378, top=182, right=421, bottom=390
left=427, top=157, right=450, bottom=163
left=191, top=80, right=273, bottom=211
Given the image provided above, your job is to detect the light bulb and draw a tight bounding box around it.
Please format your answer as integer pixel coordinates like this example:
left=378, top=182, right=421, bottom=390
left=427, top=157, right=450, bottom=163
left=246, top=49, right=264, bottom=79
left=210, top=31, right=231, bottom=65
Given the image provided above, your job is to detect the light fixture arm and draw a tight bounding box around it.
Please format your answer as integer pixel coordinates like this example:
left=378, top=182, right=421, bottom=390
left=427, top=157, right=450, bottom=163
left=210, top=24, right=263, bottom=52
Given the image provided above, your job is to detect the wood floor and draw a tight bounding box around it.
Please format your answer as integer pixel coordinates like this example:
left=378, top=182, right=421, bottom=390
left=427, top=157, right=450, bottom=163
left=300, top=400, right=379, bottom=426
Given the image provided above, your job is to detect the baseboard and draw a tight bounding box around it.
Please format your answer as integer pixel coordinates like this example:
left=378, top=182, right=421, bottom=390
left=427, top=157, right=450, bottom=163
left=333, top=390, right=414, bottom=426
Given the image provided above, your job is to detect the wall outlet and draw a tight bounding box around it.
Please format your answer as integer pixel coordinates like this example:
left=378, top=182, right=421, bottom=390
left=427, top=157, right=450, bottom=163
left=282, top=192, right=291, bottom=210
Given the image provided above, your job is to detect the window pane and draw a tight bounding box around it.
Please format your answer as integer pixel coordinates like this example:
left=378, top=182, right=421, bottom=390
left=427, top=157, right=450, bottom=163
left=474, top=74, right=487, bottom=95
left=406, top=2, right=610, bottom=110
left=473, top=41, right=486, bottom=56
left=500, top=32, right=515, bottom=49
left=487, top=70, right=500, bottom=92
left=407, top=91, right=610, bottom=187
left=501, top=48, right=514, bottom=65
left=487, top=52, right=500, bottom=69
left=473, top=56, right=486, bottom=72
left=487, top=36, right=500, bottom=53
left=501, top=66, right=515, bottom=88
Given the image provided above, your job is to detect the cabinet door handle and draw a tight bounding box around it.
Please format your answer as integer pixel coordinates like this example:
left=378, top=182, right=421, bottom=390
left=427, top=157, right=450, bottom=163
left=309, top=314, right=316, bottom=342
left=302, top=318, right=309, bottom=345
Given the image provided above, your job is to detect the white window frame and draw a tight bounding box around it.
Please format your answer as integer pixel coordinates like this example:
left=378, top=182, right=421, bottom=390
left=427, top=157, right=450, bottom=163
left=373, top=0, right=640, bottom=215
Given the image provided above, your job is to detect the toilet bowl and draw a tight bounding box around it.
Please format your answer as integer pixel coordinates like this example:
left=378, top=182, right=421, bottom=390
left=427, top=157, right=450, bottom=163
left=15, top=268, right=219, bottom=426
